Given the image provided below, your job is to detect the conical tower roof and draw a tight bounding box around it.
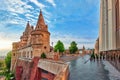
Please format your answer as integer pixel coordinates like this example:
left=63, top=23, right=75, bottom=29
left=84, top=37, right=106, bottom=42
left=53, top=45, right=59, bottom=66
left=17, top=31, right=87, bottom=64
left=24, top=21, right=32, bottom=35
left=35, top=10, right=46, bottom=30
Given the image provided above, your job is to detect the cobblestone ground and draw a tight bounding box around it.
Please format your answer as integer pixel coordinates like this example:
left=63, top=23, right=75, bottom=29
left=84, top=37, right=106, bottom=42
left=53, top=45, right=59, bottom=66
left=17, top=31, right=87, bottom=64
left=68, top=55, right=120, bottom=80
left=103, top=61, right=120, bottom=80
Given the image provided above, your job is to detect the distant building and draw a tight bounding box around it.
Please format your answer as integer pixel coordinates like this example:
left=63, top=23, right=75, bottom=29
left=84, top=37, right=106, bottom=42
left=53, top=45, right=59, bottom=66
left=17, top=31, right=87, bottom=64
left=82, top=45, right=86, bottom=54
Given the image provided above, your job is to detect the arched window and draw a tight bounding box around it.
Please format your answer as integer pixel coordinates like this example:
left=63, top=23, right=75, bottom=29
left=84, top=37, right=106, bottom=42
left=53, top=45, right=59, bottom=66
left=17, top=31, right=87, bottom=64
left=27, top=52, right=29, bottom=58
left=44, top=46, right=47, bottom=49
left=31, top=51, right=33, bottom=58
left=13, top=53, right=15, bottom=56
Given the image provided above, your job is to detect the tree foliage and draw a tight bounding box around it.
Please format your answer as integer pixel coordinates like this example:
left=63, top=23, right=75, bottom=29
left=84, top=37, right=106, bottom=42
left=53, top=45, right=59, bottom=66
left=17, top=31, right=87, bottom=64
left=5, top=51, right=11, bottom=71
left=54, top=40, right=65, bottom=53
left=69, top=41, right=78, bottom=54
left=0, top=60, right=5, bottom=68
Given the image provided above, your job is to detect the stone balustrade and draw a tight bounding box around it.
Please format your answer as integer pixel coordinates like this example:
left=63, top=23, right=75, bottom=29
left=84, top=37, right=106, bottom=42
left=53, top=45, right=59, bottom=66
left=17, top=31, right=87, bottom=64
left=54, top=64, right=69, bottom=80
left=37, top=59, right=69, bottom=80
left=15, top=57, right=69, bottom=80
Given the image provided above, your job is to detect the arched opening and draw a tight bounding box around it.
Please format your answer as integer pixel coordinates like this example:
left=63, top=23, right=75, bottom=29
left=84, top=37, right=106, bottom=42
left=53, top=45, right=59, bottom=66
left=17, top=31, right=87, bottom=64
left=31, top=51, right=33, bottom=58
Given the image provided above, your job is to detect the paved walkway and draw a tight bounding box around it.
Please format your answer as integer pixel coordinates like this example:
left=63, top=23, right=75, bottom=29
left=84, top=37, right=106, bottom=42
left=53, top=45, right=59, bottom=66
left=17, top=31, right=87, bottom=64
left=63, top=55, right=120, bottom=80
left=103, top=61, right=120, bottom=80
left=69, top=55, right=110, bottom=80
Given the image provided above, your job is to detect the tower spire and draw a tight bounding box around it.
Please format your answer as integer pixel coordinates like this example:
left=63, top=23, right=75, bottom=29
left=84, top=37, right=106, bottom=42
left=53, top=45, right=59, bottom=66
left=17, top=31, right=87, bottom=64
left=35, top=9, right=46, bottom=30
left=25, top=21, right=30, bottom=32
left=40, top=9, right=42, bottom=14
left=24, top=21, right=32, bottom=35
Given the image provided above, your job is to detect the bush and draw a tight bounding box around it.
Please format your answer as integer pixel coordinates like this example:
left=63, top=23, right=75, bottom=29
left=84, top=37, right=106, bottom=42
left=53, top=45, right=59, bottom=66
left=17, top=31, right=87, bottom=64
left=41, top=53, right=46, bottom=59
left=0, top=68, right=15, bottom=80
left=5, top=71, right=15, bottom=80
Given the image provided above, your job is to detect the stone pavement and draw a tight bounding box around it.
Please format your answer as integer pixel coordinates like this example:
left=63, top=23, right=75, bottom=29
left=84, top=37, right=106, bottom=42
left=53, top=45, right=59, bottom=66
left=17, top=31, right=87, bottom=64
left=103, top=61, right=120, bottom=80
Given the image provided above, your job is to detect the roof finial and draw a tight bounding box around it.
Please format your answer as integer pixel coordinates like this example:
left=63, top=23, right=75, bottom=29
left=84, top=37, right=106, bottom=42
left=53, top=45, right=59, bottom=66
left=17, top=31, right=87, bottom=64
left=27, top=21, right=29, bottom=24
left=40, top=9, right=42, bottom=14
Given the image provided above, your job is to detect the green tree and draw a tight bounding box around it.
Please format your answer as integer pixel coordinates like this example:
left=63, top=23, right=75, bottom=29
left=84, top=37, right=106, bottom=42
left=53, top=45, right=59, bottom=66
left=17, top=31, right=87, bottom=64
left=69, top=41, right=78, bottom=54
left=54, top=40, right=65, bottom=53
left=5, top=51, right=11, bottom=71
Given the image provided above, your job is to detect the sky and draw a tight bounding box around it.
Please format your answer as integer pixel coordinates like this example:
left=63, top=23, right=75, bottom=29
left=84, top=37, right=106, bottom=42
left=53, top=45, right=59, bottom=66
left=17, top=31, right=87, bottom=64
left=0, top=0, right=100, bottom=56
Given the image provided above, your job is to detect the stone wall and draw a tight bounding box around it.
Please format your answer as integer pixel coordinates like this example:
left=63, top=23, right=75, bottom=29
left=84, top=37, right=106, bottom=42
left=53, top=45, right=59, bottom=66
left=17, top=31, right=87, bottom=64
left=16, top=58, right=33, bottom=80
left=38, top=59, right=69, bottom=80
left=15, top=57, right=69, bottom=80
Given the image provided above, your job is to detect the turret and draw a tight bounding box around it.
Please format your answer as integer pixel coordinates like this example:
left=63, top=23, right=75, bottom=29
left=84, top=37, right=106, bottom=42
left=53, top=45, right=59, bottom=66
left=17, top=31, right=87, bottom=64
left=35, top=10, right=48, bottom=31
left=20, top=21, right=33, bottom=47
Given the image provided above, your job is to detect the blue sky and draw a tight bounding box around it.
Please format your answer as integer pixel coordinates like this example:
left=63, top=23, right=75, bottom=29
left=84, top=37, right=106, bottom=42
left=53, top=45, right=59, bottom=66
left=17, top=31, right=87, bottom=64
left=0, top=0, right=100, bottom=56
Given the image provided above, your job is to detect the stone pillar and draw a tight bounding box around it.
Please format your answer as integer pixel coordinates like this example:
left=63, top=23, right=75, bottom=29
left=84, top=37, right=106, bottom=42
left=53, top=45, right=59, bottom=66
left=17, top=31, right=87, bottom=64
left=29, top=52, right=31, bottom=58
left=107, top=0, right=116, bottom=50
left=21, top=52, right=23, bottom=58
left=99, top=0, right=108, bottom=52
left=116, top=0, right=120, bottom=48
left=25, top=52, right=27, bottom=58
left=99, top=0, right=103, bottom=52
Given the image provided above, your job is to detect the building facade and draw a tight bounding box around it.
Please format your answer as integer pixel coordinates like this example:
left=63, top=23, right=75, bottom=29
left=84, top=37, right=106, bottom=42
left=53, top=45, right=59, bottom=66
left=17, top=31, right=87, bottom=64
left=11, top=10, right=50, bottom=70
left=99, top=0, right=120, bottom=52
left=99, top=0, right=120, bottom=71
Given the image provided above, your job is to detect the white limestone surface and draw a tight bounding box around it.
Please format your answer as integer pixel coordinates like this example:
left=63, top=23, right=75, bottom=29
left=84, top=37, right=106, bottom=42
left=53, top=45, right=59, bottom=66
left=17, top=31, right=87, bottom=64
left=103, top=61, right=120, bottom=80
left=38, top=59, right=68, bottom=75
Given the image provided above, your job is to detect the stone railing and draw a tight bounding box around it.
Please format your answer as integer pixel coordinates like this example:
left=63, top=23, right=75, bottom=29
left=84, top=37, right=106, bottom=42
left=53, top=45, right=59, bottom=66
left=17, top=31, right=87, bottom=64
left=37, top=59, right=69, bottom=80
left=54, top=64, right=69, bottom=80
left=46, top=52, right=60, bottom=60
left=19, top=57, right=32, bottom=62
left=46, top=52, right=54, bottom=59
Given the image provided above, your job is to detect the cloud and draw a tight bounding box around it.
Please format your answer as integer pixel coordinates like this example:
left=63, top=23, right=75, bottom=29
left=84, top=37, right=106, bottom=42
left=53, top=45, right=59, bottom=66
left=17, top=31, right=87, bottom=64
left=0, top=39, right=12, bottom=50
left=30, top=0, right=46, bottom=8
left=0, top=0, right=99, bottom=56
left=46, top=0, right=56, bottom=7
left=0, top=32, right=20, bottom=56
left=0, top=0, right=33, bottom=14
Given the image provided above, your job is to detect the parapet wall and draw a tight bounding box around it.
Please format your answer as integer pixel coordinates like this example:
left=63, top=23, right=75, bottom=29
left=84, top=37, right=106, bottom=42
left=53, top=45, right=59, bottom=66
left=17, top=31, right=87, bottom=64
left=54, top=64, right=69, bottom=80
left=38, top=59, right=69, bottom=80
left=15, top=57, right=69, bottom=80
left=16, top=58, right=33, bottom=80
